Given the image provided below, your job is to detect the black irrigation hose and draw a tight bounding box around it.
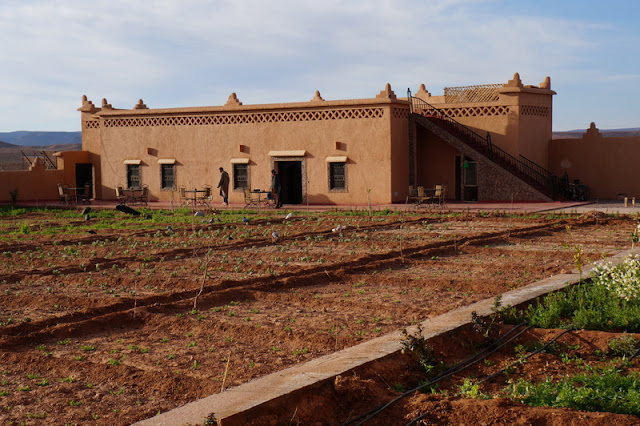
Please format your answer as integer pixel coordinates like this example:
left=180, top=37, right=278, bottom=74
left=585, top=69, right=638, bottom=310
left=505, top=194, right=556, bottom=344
left=404, top=328, right=575, bottom=426
left=342, top=321, right=532, bottom=426
left=477, top=328, right=574, bottom=385
left=615, top=345, right=640, bottom=370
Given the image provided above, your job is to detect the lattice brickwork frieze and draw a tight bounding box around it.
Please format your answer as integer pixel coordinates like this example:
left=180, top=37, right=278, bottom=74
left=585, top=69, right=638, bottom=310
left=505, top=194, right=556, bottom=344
left=520, top=105, right=550, bottom=117
left=444, top=84, right=502, bottom=103
left=101, top=107, right=385, bottom=128
left=432, top=105, right=510, bottom=118
left=84, top=121, right=100, bottom=129
left=392, top=108, right=409, bottom=119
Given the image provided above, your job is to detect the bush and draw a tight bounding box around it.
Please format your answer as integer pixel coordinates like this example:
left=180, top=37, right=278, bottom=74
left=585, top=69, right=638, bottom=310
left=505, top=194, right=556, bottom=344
left=506, top=367, right=640, bottom=415
left=592, top=255, right=640, bottom=301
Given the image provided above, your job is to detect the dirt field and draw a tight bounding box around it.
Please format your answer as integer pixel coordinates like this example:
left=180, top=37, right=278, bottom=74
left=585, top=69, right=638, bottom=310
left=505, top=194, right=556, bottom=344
left=0, top=208, right=635, bottom=425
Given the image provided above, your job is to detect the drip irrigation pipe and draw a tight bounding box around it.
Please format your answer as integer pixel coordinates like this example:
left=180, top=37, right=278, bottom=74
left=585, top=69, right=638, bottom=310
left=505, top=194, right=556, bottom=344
left=404, top=328, right=575, bottom=426
left=615, top=345, right=640, bottom=370
left=342, top=321, right=531, bottom=426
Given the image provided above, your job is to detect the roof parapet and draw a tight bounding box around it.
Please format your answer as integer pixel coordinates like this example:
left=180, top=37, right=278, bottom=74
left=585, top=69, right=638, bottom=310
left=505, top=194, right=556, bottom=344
left=504, top=72, right=524, bottom=88
left=416, top=84, right=431, bottom=98
left=77, top=95, right=98, bottom=113
left=101, top=98, right=113, bottom=110
left=375, top=83, right=397, bottom=100
left=311, top=90, right=325, bottom=102
left=133, top=99, right=148, bottom=110
left=225, top=93, right=243, bottom=107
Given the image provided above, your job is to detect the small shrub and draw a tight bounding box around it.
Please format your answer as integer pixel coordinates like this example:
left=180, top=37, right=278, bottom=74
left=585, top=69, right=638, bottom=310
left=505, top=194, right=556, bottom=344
left=401, top=324, right=438, bottom=374
left=608, top=333, right=640, bottom=357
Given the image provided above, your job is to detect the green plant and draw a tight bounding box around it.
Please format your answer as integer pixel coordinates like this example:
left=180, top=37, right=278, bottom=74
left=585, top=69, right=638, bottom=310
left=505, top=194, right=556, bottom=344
left=608, top=333, right=639, bottom=357
left=471, top=295, right=504, bottom=341
left=459, top=378, right=488, bottom=399
left=505, top=367, right=640, bottom=415
left=401, top=324, right=438, bottom=374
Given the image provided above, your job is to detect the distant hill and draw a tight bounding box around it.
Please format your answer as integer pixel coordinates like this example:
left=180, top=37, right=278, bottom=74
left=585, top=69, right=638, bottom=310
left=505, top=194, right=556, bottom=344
left=553, top=128, right=640, bottom=139
left=0, top=131, right=81, bottom=146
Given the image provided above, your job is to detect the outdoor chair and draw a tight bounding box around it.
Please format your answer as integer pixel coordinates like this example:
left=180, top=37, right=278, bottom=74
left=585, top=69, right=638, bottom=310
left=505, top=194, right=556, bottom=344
left=115, top=185, right=128, bottom=204
left=58, top=184, right=70, bottom=205
left=138, top=185, right=149, bottom=205
left=179, top=186, right=188, bottom=207
left=198, top=185, right=212, bottom=209
left=406, top=185, right=418, bottom=204
left=243, top=187, right=255, bottom=207
left=76, top=184, right=92, bottom=204
left=416, top=186, right=428, bottom=204
left=437, top=185, right=447, bottom=207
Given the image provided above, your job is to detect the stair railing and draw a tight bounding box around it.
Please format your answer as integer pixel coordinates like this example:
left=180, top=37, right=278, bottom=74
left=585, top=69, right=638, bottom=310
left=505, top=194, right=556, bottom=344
left=407, top=89, right=557, bottom=197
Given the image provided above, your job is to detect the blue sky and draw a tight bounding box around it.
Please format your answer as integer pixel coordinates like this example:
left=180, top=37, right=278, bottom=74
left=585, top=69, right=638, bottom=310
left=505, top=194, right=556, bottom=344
left=1, top=0, right=638, bottom=132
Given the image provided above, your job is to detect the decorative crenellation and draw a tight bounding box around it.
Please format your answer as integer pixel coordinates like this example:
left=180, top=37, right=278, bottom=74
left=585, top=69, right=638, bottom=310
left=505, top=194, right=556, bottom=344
left=99, top=107, right=385, bottom=128
left=539, top=76, right=551, bottom=89
left=585, top=122, right=601, bottom=137
left=415, top=84, right=431, bottom=98
left=134, top=99, right=148, bottom=109
left=432, top=105, right=510, bottom=118
left=101, top=98, right=113, bottom=110
left=225, top=93, right=243, bottom=107
left=78, top=95, right=98, bottom=113
left=376, top=83, right=397, bottom=100
left=392, top=108, right=409, bottom=119
left=520, top=105, right=550, bottom=117
left=504, top=72, right=524, bottom=88
left=311, top=90, right=325, bottom=102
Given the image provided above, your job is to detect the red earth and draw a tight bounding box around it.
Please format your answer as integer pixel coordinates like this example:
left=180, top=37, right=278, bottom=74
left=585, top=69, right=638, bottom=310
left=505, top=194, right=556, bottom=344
left=0, top=208, right=636, bottom=425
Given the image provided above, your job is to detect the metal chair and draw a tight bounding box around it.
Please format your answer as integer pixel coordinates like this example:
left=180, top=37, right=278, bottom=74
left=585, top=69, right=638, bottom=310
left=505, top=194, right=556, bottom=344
left=115, top=185, right=128, bottom=204
left=198, top=185, right=212, bottom=209
left=57, top=184, right=70, bottom=205
left=179, top=187, right=188, bottom=207
left=406, top=185, right=418, bottom=204
left=244, top=187, right=256, bottom=208
left=141, top=185, right=149, bottom=205
left=77, top=184, right=92, bottom=204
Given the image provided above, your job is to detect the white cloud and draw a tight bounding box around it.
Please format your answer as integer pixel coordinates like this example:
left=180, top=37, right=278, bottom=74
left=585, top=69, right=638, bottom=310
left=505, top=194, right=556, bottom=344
left=0, top=0, right=637, bottom=130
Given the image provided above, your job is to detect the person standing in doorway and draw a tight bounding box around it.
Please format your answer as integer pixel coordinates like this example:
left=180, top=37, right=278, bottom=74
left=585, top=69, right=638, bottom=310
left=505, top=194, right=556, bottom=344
left=271, top=169, right=282, bottom=208
left=217, top=167, right=230, bottom=205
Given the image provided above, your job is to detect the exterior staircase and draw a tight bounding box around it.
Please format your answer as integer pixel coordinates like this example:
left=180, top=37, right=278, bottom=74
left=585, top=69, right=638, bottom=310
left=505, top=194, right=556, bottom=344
left=408, top=94, right=581, bottom=201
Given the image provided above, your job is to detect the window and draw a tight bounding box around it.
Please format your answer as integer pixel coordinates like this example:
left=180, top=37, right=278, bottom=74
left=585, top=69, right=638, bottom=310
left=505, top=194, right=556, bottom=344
left=161, top=164, right=176, bottom=190
left=127, top=164, right=141, bottom=188
left=329, top=162, right=346, bottom=190
left=233, top=164, right=248, bottom=189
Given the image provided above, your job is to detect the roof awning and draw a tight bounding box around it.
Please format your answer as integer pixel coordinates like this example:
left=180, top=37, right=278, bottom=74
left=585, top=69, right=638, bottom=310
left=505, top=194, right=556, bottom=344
left=268, top=150, right=307, bottom=157
left=157, top=158, right=176, bottom=164
left=325, top=156, right=348, bottom=162
left=123, top=159, right=142, bottom=165
left=230, top=157, right=250, bottom=164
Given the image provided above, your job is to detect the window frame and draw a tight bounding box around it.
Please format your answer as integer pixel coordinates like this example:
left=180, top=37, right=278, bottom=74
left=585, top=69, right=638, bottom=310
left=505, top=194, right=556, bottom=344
left=160, top=163, right=176, bottom=190
left=127, top=164, right=141, bottom=189
left=232, top=163, right=249, bottom=190
left=328, top=161, right=347, bottom=192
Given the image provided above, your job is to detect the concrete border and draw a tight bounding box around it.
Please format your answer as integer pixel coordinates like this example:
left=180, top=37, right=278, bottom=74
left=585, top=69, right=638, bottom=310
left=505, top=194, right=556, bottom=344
left=135, top=247, right=639, bottom=426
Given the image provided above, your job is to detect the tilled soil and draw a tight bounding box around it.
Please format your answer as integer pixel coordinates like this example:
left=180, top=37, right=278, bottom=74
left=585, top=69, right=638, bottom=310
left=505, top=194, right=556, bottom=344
left=268, top=325, right=640, bottom=425
left=0, top=209, right=635, bottom=425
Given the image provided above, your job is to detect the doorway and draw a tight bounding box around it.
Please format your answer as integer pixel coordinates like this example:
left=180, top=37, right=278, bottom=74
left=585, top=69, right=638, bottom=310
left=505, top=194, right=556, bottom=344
left=462, top=157, right=478, bottom=202
left=75, top=163, right=93, bottom=198
left=276, top=161, right=303, bottom=205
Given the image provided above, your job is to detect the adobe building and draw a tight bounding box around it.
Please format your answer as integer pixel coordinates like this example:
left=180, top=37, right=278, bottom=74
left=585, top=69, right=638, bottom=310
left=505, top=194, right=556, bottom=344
left=71, top=73, right=561, bottom=206
left=3, top=72, right=637, bottom=205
